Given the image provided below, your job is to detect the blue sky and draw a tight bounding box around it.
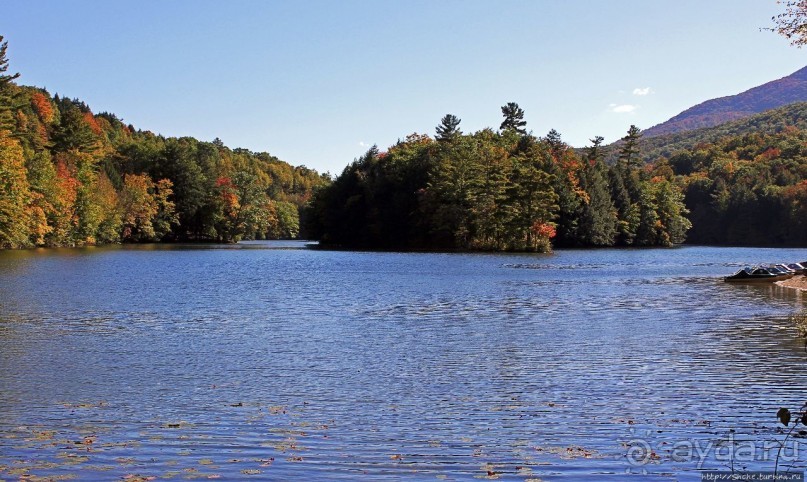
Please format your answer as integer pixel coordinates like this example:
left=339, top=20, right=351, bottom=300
left=2, top=1, right=805, bottom=174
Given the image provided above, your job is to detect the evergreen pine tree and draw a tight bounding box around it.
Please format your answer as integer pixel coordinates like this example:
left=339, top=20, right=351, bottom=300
left=618, top=125, right=642, bottom=169
left=0, top=35, right=21, bottom=135
left=608, top=165, right=636, bottom=245
left=435, top=114, right=462, bottom=142
left=578, top=137, right=617, bottom=246
left=499, top=102, right=527, bottom=134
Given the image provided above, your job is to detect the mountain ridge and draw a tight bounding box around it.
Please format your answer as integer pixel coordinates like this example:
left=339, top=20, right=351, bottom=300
left=641, top=66, right=807, bottom=138
left=599, top=101, right=807, bottom=164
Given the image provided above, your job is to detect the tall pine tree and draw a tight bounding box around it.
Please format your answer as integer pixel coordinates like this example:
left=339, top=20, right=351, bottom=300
left=578, top=136, right=617, bottom=246
left=500, top=102, right=527, bottom=134
left=436, top=114, right=462, bottom=142
left=0, top=35, right=21, bottom=134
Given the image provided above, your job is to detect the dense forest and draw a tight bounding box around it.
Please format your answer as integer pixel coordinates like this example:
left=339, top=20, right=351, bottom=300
left=305, top=108, right=692, bottom=252
left=0, top=36, right=328, bottom=249
left=600, top=102, right=807, bottom=245
left=672, top=127, right=807, bottom=245
left=2, top=32, right=807, bottom=252
left=307, top=100, right=807, bottom=251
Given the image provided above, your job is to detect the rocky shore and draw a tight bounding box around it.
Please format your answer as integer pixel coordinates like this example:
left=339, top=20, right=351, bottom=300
left=777, top=274, right=807, bottom=291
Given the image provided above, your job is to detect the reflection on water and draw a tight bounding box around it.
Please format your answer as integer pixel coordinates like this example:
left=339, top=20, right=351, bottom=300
left=0, top=243, right=806, bottom=481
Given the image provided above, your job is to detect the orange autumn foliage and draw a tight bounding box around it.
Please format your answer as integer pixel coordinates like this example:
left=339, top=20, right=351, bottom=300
left=83, top=111, right=102, bottom=136
left=756, top=147, right=782, bottom=162
left=26, top=191, right=52, bottom=245
left=531, top=221, right=557, bottom=239
left=53, top=156, right=79, bottom=235
left=31, top=92, right=54, bottom=124
left=216, top=176, right=239, bottom=214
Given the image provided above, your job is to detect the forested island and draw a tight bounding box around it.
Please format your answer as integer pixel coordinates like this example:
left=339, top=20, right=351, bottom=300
left=305, top=110, right=691, bottom=251
left=2, top=33, right=807, bottom=252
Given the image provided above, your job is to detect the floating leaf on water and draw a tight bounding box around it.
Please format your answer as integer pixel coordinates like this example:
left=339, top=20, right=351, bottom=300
left=19, top=475, right=78, bottom=481
left=240, top=469, right=261, bottom=475
left=473, top=465, right=501, bottom=480
left=74, top=436, right=96, bottom=445
left=33, top=430, right=57, bottom=441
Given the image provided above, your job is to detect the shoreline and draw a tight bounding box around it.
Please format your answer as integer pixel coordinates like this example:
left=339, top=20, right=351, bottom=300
left=776, top=274, right=807, bottom=291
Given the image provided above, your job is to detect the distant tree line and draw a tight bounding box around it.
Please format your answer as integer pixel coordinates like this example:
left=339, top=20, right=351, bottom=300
left=305, top=105, right=692, bottom=251
left=0, top=36, right=329, bottom=248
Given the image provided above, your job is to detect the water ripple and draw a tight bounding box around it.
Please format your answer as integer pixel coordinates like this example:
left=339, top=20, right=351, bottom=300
left=1, top=244, right=807, bottom=480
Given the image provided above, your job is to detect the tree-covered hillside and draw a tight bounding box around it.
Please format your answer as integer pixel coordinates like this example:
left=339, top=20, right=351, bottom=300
left=0, top=36, right=329, bottom=248
left=597, top=102, right=807, bottom=246
left=669, top=127, right=807, bottom=245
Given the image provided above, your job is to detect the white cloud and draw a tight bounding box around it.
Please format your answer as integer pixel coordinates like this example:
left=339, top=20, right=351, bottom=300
left=610, top=104, right=638, bottom=113
left=358, top=141, right=367, bottom=147
left=632, top=87, right=652, bottom=96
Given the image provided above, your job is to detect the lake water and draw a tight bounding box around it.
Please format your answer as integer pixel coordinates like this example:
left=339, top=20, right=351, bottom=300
left=1, top=243, right=807, bottom=481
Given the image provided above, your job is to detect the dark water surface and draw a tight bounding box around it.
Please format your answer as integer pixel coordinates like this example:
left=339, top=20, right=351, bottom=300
left=1, top=243, right=807, bottom=481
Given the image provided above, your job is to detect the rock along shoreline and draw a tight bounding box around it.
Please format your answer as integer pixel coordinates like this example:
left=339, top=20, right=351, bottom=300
left=776, top=274, right=807, bottom=291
